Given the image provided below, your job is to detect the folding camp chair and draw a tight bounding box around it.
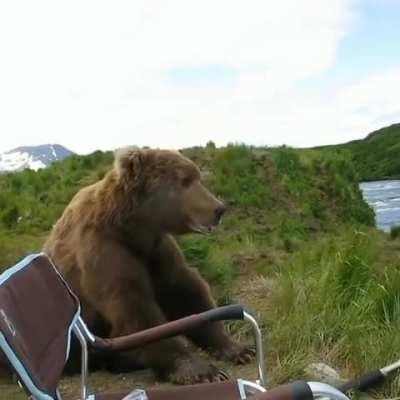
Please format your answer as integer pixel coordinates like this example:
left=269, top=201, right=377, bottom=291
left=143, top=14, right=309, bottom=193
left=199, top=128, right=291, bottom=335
left=0, top=253, right=349, bottom=400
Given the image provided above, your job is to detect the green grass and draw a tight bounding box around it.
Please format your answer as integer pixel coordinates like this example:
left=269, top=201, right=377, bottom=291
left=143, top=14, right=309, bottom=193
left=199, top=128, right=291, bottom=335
left=261, top=227, right=400, bottom=395
left=180, top=235, right=236, bottom=304
left=1, top=143, right=400, bottom=397
left=211, top=144, right=271, bottom=207
left=0, top=231, right=47, bottom=268
left=0, top=150, right=113, bottom=232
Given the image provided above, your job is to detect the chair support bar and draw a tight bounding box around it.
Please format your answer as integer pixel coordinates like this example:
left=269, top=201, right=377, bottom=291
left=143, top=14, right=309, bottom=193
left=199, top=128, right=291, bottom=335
left=73, top=325, right=89, bottom=400
left=244, top=311, right=266, bottom=387
left=75, top=305, right=267, bottom=398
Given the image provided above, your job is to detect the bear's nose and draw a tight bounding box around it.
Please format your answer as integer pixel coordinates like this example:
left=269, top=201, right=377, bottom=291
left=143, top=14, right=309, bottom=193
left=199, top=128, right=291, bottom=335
left=215, top=204, right=227, bottom=222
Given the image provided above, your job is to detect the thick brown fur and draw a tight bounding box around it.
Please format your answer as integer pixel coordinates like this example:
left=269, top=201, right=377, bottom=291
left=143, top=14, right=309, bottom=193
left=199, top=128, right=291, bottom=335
left=43, top=148, right=253, bottom=384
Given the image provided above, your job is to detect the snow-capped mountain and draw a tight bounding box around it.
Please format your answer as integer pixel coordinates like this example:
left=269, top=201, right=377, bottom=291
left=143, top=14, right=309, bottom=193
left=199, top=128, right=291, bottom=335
left=0, top=144, right=74, bottom=173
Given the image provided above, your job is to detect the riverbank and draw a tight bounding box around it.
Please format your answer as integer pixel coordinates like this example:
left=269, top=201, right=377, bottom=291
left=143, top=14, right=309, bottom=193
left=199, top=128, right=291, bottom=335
left=360, top=180, right=400, bottom=232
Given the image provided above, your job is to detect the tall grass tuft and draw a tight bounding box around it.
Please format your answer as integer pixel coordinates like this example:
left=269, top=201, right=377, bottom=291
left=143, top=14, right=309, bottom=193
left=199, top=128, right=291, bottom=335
left=264, top=227, right=400, bottom=395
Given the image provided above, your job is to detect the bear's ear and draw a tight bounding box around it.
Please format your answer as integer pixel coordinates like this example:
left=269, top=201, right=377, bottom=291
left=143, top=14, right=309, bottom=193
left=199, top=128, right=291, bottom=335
left=114, top=146, right=144, bottom=180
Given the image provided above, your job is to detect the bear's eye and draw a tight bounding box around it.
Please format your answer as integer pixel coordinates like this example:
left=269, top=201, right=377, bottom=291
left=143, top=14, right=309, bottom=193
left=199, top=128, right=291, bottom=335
left=181, top=176, right=192, bottom=188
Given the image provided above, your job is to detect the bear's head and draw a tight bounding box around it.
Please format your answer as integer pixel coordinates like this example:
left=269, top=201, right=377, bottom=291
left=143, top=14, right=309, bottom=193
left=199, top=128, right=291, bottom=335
left=115, top=148, right=226, bottom=235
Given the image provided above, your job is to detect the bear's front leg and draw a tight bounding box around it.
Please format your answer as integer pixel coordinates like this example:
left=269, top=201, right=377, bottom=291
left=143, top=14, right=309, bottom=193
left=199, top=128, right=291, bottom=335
left=162, top=266, right=255, bottom=365
left=151, top=236, right=255, bottom=365
left=86, top=246, right=223, bottom=384
left=103, top=290, right=223, bottom=383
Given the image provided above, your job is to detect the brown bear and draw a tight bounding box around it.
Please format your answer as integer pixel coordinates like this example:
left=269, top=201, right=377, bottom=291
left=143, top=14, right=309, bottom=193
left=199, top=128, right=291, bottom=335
left=43, top=148, right=254, bottom=384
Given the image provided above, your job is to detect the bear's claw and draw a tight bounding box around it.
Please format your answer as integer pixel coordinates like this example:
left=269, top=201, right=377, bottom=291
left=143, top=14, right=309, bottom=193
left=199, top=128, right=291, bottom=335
left=214, top=343, right=256, bottom=365
left=166, top=358, right=227, bottom=385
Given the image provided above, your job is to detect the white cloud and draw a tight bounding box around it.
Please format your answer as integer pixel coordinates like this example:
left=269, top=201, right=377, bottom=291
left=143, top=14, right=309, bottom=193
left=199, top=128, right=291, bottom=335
left=277, top=67, right=400, bottom=147
left=1, top=0, right=394, bottom=153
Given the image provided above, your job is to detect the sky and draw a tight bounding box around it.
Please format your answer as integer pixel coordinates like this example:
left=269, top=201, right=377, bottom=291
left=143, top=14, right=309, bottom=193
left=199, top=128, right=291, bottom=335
left=0, top=0, right=400, bottom=154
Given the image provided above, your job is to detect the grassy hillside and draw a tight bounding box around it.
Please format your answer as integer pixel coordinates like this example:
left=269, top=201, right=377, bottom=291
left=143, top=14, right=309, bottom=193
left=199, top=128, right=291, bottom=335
left=0, top=145, right=373, bottom=269
left=325, top=123, right=400, bottom=181
left=2, top=145, right=400, bottom=397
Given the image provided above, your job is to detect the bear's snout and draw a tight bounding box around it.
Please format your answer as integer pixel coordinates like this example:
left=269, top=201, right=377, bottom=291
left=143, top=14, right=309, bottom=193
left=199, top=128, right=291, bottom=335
left=214, top=204, right=227, bottom=224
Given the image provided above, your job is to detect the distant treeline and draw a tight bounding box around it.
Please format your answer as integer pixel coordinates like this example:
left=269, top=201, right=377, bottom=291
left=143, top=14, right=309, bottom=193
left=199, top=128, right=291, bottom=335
left=321, top=123, right=400, bottom=181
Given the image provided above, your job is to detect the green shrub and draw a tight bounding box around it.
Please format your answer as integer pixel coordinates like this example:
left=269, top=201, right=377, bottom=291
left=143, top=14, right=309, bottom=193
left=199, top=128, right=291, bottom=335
left=390, top=225, right=400, bottom=239
left=327, top=123, right=400, bottom=181
left=1, top=205, right=19, bottom=229
left=0, top=150, right=113, bottom=232
left=206, top=140, right=216, bottom=150
left=211, top=144, right=270, bottom=207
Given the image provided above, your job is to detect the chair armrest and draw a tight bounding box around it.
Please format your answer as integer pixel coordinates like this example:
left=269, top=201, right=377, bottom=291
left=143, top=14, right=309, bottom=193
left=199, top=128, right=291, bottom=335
left=91, top=304, right=244, bottom=352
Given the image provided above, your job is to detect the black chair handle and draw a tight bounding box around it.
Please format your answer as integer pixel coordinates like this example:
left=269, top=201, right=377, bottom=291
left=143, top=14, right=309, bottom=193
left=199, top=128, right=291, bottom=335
left=200, top=304, right=244, bottom=322
left=338, top=369, right=385, bottom=393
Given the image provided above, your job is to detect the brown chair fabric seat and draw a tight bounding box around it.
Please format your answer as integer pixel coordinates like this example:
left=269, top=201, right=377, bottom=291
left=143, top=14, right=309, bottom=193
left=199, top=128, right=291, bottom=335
left=0, top=253, right=80, bottom=399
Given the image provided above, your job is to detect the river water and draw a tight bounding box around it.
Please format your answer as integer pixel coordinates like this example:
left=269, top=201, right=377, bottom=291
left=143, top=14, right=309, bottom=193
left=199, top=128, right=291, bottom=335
left=360, top=180, right=400, bottom=232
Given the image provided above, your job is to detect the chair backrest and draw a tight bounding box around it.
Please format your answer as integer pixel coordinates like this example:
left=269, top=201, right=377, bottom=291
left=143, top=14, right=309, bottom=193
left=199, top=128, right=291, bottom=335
left=0, top=253, right=80, bottom=400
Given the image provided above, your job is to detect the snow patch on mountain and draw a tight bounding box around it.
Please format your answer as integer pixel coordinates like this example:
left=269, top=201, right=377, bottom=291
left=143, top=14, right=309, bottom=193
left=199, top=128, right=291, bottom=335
left=0, top=144, right=74, bottom=173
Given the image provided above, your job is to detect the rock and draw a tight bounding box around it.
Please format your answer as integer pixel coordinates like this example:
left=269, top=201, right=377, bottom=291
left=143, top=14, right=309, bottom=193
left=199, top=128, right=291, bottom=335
left=305, top=363, right=343, bottom=387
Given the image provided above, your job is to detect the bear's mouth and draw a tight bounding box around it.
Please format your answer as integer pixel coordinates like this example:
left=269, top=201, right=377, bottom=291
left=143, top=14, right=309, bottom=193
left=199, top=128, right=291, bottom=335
left=191, top=224, right=215, bottom=234
left=187, top=219, right=221, bottom=234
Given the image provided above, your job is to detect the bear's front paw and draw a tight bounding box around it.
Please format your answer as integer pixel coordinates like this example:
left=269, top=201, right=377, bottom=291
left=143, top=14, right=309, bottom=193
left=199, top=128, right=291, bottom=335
left=214, top=342, right=256, bottom=365
left=165, top=357, right=228, bottom=385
